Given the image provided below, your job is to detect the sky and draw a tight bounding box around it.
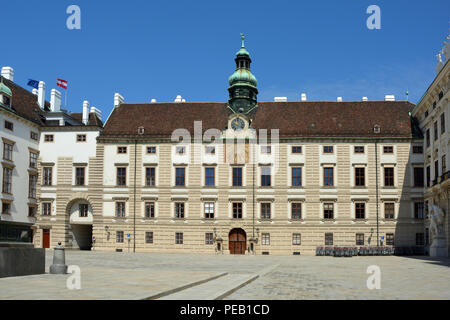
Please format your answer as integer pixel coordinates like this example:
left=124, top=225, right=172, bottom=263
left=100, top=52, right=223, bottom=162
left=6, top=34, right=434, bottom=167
left=1, top=0, right=450, bottom=119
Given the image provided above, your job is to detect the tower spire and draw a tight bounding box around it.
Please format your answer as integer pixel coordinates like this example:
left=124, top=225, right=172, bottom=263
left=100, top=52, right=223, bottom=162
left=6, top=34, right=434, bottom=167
left=241, top=33, right=245, bottom=48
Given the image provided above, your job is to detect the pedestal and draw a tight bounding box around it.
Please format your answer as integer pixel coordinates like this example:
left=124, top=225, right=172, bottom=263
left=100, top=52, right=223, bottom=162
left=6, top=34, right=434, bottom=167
left=429, top=236, right=448, bottom=257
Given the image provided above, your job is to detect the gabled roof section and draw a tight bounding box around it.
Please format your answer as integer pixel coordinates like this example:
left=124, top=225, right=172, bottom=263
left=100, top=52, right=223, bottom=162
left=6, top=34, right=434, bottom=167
left=101, top=100, right=419, bottom=140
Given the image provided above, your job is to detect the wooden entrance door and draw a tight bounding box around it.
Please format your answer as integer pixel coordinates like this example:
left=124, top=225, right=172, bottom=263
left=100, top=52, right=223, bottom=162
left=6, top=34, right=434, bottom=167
left=229, top=228, right=246, bottom=254
left=43, top=229, right=50, bottom=248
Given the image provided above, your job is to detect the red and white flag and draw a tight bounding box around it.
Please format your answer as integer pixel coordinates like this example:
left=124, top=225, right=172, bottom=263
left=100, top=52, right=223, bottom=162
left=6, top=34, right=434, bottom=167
left=57, top=78, right=68, bottom=90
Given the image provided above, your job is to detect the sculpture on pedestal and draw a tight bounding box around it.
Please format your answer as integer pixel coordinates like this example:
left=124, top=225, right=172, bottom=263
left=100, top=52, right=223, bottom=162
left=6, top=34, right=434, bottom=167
left=428, top=204, right=447, bottom=257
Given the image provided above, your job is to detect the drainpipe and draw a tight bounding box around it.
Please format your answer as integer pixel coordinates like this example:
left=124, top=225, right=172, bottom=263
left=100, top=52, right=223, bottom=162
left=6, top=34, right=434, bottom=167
left=375, top=140, right=380, bottom=246
left=133, top=138, right=137, bottom=253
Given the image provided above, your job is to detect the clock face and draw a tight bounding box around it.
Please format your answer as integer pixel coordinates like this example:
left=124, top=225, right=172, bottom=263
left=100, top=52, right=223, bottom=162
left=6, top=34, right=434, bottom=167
left=231, top=118, right=245, bottom=131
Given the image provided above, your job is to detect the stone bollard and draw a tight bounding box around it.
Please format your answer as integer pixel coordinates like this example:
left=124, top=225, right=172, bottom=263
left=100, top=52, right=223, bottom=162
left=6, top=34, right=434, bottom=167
left=49, top=242, right=68, bottom=274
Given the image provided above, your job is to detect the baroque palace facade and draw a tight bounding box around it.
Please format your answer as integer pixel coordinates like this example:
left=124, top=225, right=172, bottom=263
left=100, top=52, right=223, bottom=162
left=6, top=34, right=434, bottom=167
left=2, top=34, right=449, bottom=256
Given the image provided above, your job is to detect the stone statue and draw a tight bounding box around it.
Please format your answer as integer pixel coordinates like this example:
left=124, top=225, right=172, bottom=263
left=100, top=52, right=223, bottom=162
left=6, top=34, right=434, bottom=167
left=428, top=204, right=447, bottom=257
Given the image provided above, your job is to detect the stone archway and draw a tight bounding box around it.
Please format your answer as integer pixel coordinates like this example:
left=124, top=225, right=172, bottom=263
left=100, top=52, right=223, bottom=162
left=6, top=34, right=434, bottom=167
left=229, top=228, right=247, bottom=254
left=66, top=196, right=94, bottom=250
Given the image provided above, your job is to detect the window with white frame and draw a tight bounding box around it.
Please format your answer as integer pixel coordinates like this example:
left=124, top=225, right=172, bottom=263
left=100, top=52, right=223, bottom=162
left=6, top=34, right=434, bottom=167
left=261, top=233, right=270, bottom=245
left=204, top=202, right=215, bottom=219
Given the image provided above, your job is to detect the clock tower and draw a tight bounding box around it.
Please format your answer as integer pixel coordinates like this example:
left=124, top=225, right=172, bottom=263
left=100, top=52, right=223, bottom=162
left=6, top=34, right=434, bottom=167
left=228, top=34, right=258, bottom=114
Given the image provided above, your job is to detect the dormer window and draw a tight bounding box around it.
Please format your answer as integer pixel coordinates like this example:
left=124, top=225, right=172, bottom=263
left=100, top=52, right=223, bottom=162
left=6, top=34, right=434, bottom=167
left=3, top=96, right=10, bottom=106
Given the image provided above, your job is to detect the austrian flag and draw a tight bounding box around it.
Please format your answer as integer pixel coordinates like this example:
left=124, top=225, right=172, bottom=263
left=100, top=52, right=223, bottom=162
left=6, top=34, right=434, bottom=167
left=57, top=78, right=68, bottom=90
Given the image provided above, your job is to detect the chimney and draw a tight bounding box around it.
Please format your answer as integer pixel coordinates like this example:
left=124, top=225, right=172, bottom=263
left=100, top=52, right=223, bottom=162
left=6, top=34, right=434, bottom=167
left=82, top=101, right=89, bottom=125
left=337, top=97, right=342, bottom=102
left=301, top=93, right=307, bottom=101
left=151, top=99, right=157, bottom=103
left=90, top=106, right=102, bottom=121
left=38, top=81, right=46, bottom=109
left=274, top=97, right=288, bottom=102
left=384, top=95, right=395, bottom=101
left=1, top=67, right=14, bottom=81
left=32, top=89, right=38, bottom=96
left=114, top=93, right=124, bottom=108
left=50, top=89, right=62, bottom=112
left=362, top=97, right=368, bottom=101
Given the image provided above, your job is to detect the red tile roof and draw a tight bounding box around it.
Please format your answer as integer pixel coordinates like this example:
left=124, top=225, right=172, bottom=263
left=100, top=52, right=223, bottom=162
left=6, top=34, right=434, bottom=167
left=101, top=101, right=419, bottom=139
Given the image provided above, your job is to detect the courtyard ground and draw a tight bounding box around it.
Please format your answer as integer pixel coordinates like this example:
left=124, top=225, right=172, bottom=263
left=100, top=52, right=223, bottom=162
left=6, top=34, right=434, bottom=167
left=0, top=250, right=449, bottom=300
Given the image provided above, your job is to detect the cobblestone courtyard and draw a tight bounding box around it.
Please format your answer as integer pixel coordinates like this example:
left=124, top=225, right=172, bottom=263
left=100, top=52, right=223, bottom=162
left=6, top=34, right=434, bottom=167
left=0, top=251, right=449, bottom=300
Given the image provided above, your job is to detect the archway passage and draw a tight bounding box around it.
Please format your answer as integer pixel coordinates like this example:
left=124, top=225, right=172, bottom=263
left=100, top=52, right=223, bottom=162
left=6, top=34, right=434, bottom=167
left=71, top=224, right=92, bottom=250
left=229, top=228, right=247, bottom=254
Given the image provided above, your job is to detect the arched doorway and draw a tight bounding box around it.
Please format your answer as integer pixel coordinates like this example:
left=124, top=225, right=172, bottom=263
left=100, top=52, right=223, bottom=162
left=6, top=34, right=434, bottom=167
left=229, top=228, right=246, bottom=254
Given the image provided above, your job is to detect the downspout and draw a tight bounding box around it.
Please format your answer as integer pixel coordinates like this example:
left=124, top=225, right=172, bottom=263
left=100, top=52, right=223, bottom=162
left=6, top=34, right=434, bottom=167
left=133, top=138, right=137, bottom=253
left=375, top=140, right=379, bottom=246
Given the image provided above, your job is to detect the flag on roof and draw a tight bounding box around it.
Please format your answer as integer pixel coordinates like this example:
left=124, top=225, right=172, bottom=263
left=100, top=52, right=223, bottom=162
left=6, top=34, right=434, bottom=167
left=27, top=79, right=39, bottom=89
left=57, top=78, right=68, bottom=90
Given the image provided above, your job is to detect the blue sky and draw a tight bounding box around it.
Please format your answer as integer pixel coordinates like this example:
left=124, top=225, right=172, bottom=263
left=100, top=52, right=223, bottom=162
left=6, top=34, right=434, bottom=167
left=1, top=0, right=449, bottom=118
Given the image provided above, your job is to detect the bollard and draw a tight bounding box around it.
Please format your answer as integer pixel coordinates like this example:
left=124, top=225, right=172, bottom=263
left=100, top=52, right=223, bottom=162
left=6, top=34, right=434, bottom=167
left=49, top=242, right=68, bottom=274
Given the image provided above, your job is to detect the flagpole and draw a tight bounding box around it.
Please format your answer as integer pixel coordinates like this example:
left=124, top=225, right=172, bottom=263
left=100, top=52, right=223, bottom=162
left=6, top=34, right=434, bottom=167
left=65, top=86, right=68, bottom=109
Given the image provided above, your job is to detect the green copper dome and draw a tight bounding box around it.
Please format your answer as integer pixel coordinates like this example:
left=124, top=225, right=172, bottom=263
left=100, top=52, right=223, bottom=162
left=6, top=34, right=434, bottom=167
left=0, top=80, right=12, bottom=97
left=228, top=69, right=257, bottom=87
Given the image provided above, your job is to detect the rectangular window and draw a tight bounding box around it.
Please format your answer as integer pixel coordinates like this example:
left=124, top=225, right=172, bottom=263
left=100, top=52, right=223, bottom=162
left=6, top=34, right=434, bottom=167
left=355, top=167, right=365, bottom=186
left=416, top=233, right=424, bottom=246
left=175, top=202, right=185, bottom=219
left=115, top=202, right=125, bottom=218
left=442, top=155, right=446, bottom=173
left=413, top=146, right=423, bottom=154
left=2, top=167, right=12, bottom=194
left=291, top=202, right=302, bottom=220
left=205, top=167, right=215, bottom=186
left=354, top=146, right=364, bottom=153
left=232, top=167, right=243, bottom=186
left=384, top=203, right=394, bottom=219
left=426, top=129, right=430, bottom=147
left=323, top=167, right=334, bottom=186
left=232, top=202, right=243, bottom=219
left=116, top=167, right=126, bottom=186
left=261, top=167, right=271, bottom=187
left=292, top=233, right=301, bottom=245
left=117, top=146, right=127, bottom=154
left=43, top=167, right=52, bottom=186
left=29, top=152, right=38, bottom=168
left=44, top=134, right=54, bottom=142
left=323, top=203, right=334, bottom=220
left=325, top=233, right=333, bottom=246
left=383, top=146, right=393, bottom=153
left=292, top=167, right=302, bottom=187
left=414, top=167, right=424, bottom=187
left=426, top=166, right=431, bottom=187
left=30, top=131, right=38, bottom=141
left=323, top=146, right=333, bottom=153
left=145, top=167, right=156, bottom=186
left=261, top=146, right=271, bottom=154
left=116, top=231, right=124, bottom=243
left=4, top=120, right=13, bottom=131
left=292, top=146, right=302, bottom=154
left=434, top=121, right=438, bottom=140
left=260, top=203, right=271, bottom=220
left=79, top=204, right=88, bottom=217
left=175, top=168, right=185, bottom=186
left=261, top=233, right=270, bottom=245
left=145, top=202, right=155, bottom=218
left=205, top=233, right=214, bottom=245
left=386, top=233, right=394, bottom=246
left=2, top=202, right=10, bottom=215
left=76, top=134, right=86, bottom=142
left=356, top=233, right=365, bottom=246
left=3, top=143, right=13, bottom=161
left=42, top=202, right=51, bottom=216
left=175, top=232, right=183, bottom=244
left=176, top=146, right=185, bottom=154
left=205, top=146, right=215, bottom=154
left=441, top=113, right=445, bottom=134
left=384, top=167, right=394, bottom=186
left=355, top=202, right=366, bottom=219
left=75, top=167, right=85, bottom=186
left=145, top=232, right=153, bottom=244
left=204, top=202, right=215, bottom=219
left=414, top=202, right=424, bottom=219
left=147, top=146, right=156, bottom=154
left=28, top=206, right=37, bottom=217
left=28, top=174, right=37, bottom=199
left=434, top=160, right=439, bottom=182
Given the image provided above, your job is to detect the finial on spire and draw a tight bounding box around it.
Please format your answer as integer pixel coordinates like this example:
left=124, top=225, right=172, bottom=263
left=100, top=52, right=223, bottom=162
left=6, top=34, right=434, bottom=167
left=406, top=89, right=409, bottom=101
left=241, top=33, right=245, bottom=47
